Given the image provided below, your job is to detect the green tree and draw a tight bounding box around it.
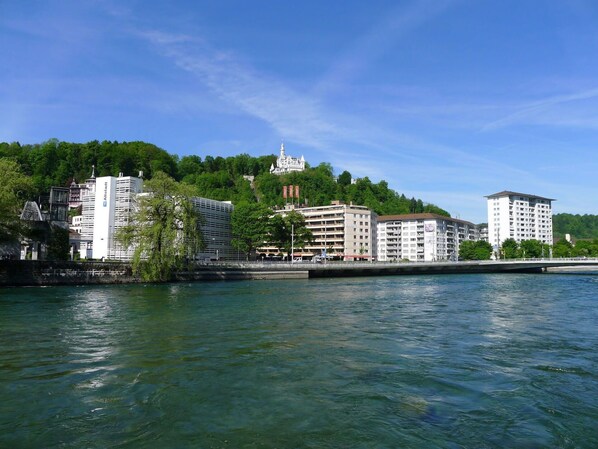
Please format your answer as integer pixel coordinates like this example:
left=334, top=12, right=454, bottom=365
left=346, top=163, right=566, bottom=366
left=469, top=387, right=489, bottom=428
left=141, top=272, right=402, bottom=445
left=337, top=170, right=352, bottom=186
left=268, top=210, right=312, bottom=259
left=459, top=240, right=492, bottom=260
left=572, top=239, right=598, bottom=257
left=116, top=172, right=204, bottom=281
left=46, top=226, right=70, bottom=261
left=501, top=238, right=519, bottom=259
left=553, top=239, right=573, bottom=258
left=519, top=239, right=544, bottom=258
left=231, top=202, right=272, bottom=260
left=0, top=158, right=34, bottom=243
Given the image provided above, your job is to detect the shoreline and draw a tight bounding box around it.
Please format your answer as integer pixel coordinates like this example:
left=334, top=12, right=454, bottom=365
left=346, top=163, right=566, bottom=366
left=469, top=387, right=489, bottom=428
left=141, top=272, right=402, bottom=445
left=2, top=259, right=598, bottom=287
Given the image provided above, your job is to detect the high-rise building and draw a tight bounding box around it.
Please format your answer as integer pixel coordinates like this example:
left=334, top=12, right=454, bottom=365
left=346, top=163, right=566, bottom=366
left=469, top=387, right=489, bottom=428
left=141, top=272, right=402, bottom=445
left=80, top=173, right=144, bottom=260
left=79, top=173, right=236, bottom=261
left=485, top=191, right=554, bottom=253
left=377, top=213, right=477, bottom=262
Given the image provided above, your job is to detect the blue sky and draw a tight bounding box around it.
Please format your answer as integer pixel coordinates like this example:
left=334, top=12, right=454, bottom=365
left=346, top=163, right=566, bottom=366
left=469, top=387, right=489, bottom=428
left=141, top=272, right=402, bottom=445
left=2, top=0, right=598, bottom=222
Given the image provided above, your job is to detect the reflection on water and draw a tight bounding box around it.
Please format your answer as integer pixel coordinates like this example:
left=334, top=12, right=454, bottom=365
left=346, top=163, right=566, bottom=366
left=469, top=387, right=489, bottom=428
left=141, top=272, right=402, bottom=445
left=1, top=274, right=598, bottom=448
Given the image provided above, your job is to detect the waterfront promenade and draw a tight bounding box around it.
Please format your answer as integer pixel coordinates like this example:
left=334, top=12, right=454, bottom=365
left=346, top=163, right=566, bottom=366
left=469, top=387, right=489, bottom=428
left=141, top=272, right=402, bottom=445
left=1, top=258, right=598, bottom=287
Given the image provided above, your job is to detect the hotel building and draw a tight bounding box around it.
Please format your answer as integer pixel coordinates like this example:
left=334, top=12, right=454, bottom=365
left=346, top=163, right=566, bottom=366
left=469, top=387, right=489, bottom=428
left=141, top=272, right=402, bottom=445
left=261, top=201, right=377, bottom=261
left=377, top=213, right=477, bottom=262
left=486, top=191, right=554, bottom=253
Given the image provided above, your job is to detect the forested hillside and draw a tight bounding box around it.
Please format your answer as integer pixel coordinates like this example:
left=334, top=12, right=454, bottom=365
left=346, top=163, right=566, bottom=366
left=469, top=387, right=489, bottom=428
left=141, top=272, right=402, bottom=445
left=553, top=213, right=598, bottom=239
left=0, top=139, right=449, bottom=216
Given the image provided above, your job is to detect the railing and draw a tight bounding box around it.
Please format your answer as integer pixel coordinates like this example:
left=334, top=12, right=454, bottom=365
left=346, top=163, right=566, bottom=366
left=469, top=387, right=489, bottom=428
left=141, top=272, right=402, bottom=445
left=207, top=257, right=598, bottom=271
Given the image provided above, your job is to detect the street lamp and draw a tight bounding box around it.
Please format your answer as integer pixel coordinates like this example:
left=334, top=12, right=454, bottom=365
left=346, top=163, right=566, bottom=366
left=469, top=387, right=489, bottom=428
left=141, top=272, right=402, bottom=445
left=212, top=237, right=219, bottom=261
left=291, top=223, right=295, bottom=263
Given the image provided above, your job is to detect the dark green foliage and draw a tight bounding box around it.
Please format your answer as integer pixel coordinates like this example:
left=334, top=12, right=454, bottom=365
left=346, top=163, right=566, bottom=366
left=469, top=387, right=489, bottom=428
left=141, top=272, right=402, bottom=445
left=1, top=139, right=450, bottom=217
left=267, top=210, right=313, bottom=258
left=116, top=172, right=204, bottom=281
left=0, top=158, right=35, bottom=243
left=553, top=214, right=598, bottom=239
left=571, top=239, right=598, bottom=257
left=553, top=239, right=573, bottom=258
left=501, top=238, right=519, bottom=259
left=499, top=238, right=551, bottom=259
left=47, top=226, right=70, bottom=261
left=459, top=240, right=493, bottom=260
left=0, top=139, right=177, bottom=195
left=231, top=202, right=272, bottom=260
left=519, top=239, right=549, bottom=258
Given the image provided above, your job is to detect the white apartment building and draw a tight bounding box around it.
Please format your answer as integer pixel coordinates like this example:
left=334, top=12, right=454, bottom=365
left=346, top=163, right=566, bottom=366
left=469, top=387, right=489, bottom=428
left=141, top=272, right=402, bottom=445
left=261, top=201, right=378, bottom=261
left=80, top=173, right=144, bottom=260
left=486, top=191, right=554, bottom=253
left=79, top=173, right=236, bottom=261
left=377, top=213, right=477, bottom=262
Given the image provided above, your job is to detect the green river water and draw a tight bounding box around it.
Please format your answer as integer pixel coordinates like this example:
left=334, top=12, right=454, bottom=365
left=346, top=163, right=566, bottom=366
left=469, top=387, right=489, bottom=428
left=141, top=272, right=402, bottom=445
left=1, top=273, right=597, bottom=448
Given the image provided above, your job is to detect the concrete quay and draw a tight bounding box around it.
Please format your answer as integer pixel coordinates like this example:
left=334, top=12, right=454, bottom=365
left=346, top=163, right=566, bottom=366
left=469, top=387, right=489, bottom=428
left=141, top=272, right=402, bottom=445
left=1, top=259, right=598, bottom=287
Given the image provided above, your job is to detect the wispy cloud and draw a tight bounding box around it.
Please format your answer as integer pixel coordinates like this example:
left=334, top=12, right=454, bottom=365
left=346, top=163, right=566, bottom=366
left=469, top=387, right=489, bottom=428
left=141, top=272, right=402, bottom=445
left=481, top=87, right=598, bottom=131
left=314, top=0, right=458, bottom=96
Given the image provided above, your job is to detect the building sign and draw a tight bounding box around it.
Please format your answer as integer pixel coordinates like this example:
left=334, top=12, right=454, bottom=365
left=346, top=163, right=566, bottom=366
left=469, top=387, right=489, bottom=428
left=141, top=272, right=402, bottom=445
left=103, top=182, right=108, bottom=207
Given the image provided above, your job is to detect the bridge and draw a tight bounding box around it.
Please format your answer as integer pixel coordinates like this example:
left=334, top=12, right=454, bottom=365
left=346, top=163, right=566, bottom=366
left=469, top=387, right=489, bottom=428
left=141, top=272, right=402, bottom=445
left=210, top=258, right=598, bottom=279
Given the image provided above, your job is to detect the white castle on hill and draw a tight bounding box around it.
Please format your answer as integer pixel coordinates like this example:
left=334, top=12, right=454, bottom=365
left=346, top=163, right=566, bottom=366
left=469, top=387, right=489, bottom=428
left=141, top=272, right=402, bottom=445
left=270, top=143, right=305, bottom=175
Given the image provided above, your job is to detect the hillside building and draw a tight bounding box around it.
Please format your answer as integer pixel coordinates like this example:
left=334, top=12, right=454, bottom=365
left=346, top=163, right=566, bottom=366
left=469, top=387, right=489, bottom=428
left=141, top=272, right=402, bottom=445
left=269, top=143, right=305, bottom=175
left=377, top=213, right=477, bottom=262
left=486, top=191, right=554, bottom=254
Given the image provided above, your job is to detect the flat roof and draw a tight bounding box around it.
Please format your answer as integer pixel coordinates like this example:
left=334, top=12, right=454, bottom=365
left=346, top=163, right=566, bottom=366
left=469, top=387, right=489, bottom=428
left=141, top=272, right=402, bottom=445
left=378, top=213, right=475, bottom=226
left=485, top=190, right=556, bottom=201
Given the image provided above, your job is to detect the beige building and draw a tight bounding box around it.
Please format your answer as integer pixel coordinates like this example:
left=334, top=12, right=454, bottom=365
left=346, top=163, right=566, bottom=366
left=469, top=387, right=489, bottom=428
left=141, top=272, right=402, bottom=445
left=261, top=201, right=378, bottom=261
left=377, top=213, right=477, bottom=262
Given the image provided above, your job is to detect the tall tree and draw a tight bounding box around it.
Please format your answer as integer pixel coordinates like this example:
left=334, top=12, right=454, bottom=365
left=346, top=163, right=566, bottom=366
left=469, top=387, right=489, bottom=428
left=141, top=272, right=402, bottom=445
left=268, top=210, right=312, bottom=259
left=116, top=172, right=204, bottom=281
left=553, top=239, right=573, bottom=258
left=0, top=158, right=34, bottom=243
left=231, top=202, right=272, bottom=260
left=459, top=240, right=492, bottom=260
left=501, top=238, right=519, bottom=259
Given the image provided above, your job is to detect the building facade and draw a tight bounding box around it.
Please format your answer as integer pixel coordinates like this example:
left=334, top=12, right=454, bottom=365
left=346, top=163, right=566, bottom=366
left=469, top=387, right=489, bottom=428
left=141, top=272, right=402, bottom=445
left=78, top=173, right=236, bottom=261
left=269, top=143, right=306, bottom=175
left=80, top=174, right=144, bottom=260
left=190, top=197, right=236, bottom=261
left=486, top=191, right=554, bottom=253
left=261, top=201, right=377, bottom=261
left=377, top=213, right=477, bottom=262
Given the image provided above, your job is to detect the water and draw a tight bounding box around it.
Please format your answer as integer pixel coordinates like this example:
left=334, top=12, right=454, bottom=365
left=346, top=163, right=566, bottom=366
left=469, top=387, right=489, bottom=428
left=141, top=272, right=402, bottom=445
left=1, top=274, right=597, bottom=448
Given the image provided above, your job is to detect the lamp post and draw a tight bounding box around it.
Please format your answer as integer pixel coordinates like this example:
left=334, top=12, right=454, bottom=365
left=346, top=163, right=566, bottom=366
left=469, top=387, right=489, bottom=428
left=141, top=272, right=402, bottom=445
left=212, top=237, right=219, bottom=261
left=291, top=223, right=295, bottom=263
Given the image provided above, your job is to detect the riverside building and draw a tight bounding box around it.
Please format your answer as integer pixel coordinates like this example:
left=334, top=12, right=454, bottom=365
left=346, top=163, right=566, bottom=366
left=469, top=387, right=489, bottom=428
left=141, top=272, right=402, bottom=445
left=486, top=191, right=554, bottom=254
left=260, top=201, right=378, bottom=261
left=377, top=213, right=477, bottom=262
left=80, top=173, right=144, bottom=260
left=78, top=172, right=236, bottom=261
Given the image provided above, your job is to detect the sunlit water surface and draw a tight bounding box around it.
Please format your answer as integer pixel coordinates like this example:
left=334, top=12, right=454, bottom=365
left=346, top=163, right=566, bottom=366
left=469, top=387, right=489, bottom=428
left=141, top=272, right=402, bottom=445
left=1, top=274, right=597, bottom=448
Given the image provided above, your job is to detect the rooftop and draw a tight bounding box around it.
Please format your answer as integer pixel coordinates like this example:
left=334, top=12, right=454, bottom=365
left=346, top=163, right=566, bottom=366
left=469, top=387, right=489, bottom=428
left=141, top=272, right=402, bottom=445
left=378, top=213, right=475, bottom=226
left=485, top=190, right=556, bottom=201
